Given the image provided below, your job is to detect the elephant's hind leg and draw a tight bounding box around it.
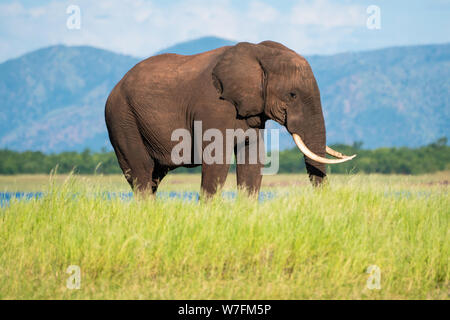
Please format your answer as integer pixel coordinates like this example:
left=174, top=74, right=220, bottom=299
left=150, top=163, right=169, bottom=194
left=106, top=99, right=157, bottom=197
left=112, top=136, right=157, bottom=196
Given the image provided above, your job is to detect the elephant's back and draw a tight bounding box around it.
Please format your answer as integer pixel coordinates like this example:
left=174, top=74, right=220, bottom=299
left=118, top=46, right=227, bottom=112
left=124, top=46, right=229, bottom=85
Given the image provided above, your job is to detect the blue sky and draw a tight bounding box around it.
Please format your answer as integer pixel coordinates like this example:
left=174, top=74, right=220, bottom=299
left=0, top=0, right=449, bottom=62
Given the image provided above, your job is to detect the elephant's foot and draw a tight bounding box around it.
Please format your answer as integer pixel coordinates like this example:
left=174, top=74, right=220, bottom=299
left=236, top=163, right=263, bottom=197
left=200, top=163, right=231, bottom=197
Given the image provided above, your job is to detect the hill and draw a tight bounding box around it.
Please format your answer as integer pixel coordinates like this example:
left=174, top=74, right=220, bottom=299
left=0, top=45, right=139, bottom=152
left=156, top=36, right=235, bottom=55
left=0, top=38, right=448, bottom=152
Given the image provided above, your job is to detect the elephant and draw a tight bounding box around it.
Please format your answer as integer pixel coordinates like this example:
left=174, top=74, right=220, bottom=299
left=105, top=40, right=355, bottom=197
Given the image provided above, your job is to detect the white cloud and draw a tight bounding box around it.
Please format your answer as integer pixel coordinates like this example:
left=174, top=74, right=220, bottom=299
left=291, top=0, right=365, bottom=28
left=0, top=0, right=363, bottom=62
left=0, top=1, right=24, bottom=15
left=3, top=0, right=445, bottom=62
left=248, top=1, right=279, bottom=23
left=29, top=7, right=46, bottom=18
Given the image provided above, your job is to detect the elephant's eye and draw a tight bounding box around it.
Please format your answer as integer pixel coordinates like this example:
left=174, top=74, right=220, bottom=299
left=289, top=92, right=297, bottom=100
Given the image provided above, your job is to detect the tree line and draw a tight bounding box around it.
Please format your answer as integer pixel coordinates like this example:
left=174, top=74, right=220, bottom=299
left=0, top=138, right=448, bottom=175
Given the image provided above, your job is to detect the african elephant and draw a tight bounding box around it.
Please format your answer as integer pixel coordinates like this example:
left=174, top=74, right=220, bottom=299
left=105, top=40, right=355, bottom=196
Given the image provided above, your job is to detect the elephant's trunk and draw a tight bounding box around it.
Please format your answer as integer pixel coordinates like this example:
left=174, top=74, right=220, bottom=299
left=289, top=110, right=355, bottom=186
left=299, top=111, right=327, bottom=186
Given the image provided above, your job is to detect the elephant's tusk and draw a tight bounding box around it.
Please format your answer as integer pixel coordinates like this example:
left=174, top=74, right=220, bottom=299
left=292, top=134, right=356, bottom=164
left=326, top=146, right=353, bottom=159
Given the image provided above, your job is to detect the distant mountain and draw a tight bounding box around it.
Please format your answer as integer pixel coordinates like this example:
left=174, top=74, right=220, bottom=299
left=308, top=44, right=450, bottom=149
left=0, top=45, right=139, bottom=152
left=156, top=36, right=235, bottom=55
left=0, top=38, right=448, bottom=152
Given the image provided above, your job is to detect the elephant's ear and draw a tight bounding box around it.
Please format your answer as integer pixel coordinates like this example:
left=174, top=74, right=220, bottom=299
left=212, top=42, right=266, bottom=118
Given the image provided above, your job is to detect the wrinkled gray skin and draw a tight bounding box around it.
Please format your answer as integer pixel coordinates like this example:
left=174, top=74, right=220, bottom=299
left=105, top=41, right=326, bottom=197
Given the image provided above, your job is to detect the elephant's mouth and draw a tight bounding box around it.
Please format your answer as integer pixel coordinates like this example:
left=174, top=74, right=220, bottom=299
left=268, top=104, right=287, bottom=127
left=278, top=111, right=287, bottom=126
left=292, top=133, right=356, bottom=164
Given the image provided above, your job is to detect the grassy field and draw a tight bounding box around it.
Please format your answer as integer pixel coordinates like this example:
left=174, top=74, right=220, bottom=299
left=0, top=172, right=448, bottom=299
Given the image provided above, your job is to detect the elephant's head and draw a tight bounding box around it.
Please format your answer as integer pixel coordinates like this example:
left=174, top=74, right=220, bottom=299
left=212, top=41, right=355, bottom=185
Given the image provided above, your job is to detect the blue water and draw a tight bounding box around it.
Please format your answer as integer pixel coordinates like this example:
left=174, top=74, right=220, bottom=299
left=0, top=191, right=277, bottom=208
left=0, top=192, right=44, bottom=208
left=0, top=190, right=434, bottom=208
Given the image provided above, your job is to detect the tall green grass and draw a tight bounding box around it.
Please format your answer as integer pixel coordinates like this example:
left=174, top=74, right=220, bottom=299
left=0, top=174, right=448, bottom=299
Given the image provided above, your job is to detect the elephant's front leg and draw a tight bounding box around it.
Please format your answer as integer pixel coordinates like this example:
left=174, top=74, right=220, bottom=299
left=235, top=131, right=264, bottom=196
left=198, top=123, right=231, bottom=197
left=236, top=161, right=263, bottom=196
left=201, top=163, right=230, bottom=197
left=197, top=108, right=235, bottom=197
